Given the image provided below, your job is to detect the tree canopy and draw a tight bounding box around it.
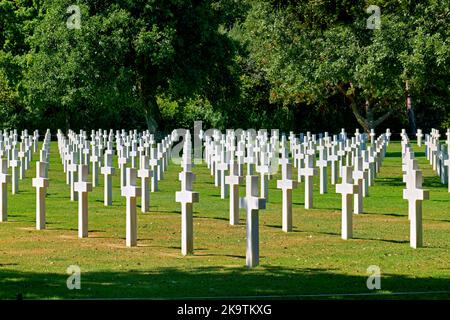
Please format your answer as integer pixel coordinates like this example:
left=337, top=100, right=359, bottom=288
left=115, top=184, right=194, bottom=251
left=0, top=0, right=448, bottom=134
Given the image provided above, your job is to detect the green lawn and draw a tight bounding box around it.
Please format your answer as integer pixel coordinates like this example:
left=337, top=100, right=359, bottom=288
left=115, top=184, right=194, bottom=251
left=0, top=141, right=449, bottom=300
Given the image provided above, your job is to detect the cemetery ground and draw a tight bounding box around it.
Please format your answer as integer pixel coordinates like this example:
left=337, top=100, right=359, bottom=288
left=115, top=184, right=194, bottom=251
left=0, top=141, right=448, bottom=300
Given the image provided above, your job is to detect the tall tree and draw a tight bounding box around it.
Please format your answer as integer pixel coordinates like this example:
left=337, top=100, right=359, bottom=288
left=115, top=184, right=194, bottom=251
left=0, top=0, right=40, bottom=128
left=23, top=0, right=239, bottom=132
left=238, top=0, right=449, bottom=133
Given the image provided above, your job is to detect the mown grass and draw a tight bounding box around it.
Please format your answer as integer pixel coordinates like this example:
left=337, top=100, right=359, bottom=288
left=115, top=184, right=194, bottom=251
left=0, top=141, right=448, bottom=300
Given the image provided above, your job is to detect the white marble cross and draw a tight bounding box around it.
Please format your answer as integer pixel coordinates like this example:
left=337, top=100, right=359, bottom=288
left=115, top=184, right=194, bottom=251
left=352, top=156, right=367, bottom=214
left=118, top=153, right=129, bottom=188
left=130, top=141, right=138, bottom=169
left=137, top=155, right=152, bottom=213
left=225, top=158, right=243, bottom=225
left=18, top=143, right=26, bottom=180
left=9, top=149, right=21, bottom=194
left=90, top=146, right=100, bottom=187
left=296, top=144, right=306, bottom=182
left=235, top=141, right=245, bottom=176
left=244, top=144, right=256, bottom=175
left=444, top=153, right=450, bottom=193
left=74, top=164, right=93, bottom=238
left=101, top=152, right=115, bottom=206
left=149, top=147, right=160, bottom=192
left=369, top=129, right=376, bottom=144
left=82, top=142, right=90, bottom=172
left=217, top=150, right=230, bottom=199
left=446, top=129, right=450, bottom=146
left=176, top=170, right=199, bottom=256
left=256, top=151, right=270, bottom=201
left=403, top=169, right=429, bottom=248
left=32, top=161, right=49, bottom=230
left=67, top=152, right=79, bottom=201
left=157, top=143, right=165, bottom=180
left=277, top=160, right=298, bottom=232
left=416, top=129, right=423, bottom=147
left=39, top=149, right=49, bottom=178
left=299, top=153, right=317, bottom=209
left=329, top=144, right=339, bottom=185
left=317, top=147, right=328, bottom=194
left=239, top=175, right=266, bottom=268
left=121, top=168, right=141, bottom=247
left=0, top=159, right=11, bottom=222
left=336, top=166, right=358, bottom=240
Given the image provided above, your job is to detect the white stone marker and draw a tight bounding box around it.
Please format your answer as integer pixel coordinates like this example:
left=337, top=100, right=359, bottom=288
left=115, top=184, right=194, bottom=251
left=137, top=155, right=152, bottom=213
left=403, top=169, right=429, bottom=249
left=10, top=149, right=21, bottom=194
left=32, top=161, right=49, bottom=230
left=68, top=152, right=79, bottom=201
left=225, top=159, right=243, bottom=225
left=74, top=164, right=93, bottom=238
left=121, top=168, right=141, bottom=247
left=317, top=147, right=328, bottom=194
left=40, top=149, right=49, bottom=179
left=0, top=159, right=11, bottom=222
left=416, top=129, right=423, bottom=147
left=256, top=151, right=270, bottom=201
left=101, top=152, right=115, bottom=206
left=149, top=147, right=159, bottom=192
left=277, top=161, right=298, bottom=232
left=445, top=154, right=450, bottom=193
left=118, top=154, right=129, bottom=188
left=244, top=144, right=256, bottom=175
left=18, top=143, right=26, bottom=179
left=352, top=156, right=367, bottom=214
left=218, top=150, right=230, bottom=199
left=91, top=148, right=100, bottom=187
left=176, top=171, right=199, bottom=256
left=336, top=166, right=358, bottom=240
left=299, top=154, right=317, bottom=209
left=240, top=175, right=266, bottom=268
left=329, top=145, right=339, bottom=185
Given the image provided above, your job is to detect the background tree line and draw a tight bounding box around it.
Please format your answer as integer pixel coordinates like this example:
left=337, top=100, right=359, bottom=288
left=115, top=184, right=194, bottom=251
left=1, top=0, right=449, bottom=136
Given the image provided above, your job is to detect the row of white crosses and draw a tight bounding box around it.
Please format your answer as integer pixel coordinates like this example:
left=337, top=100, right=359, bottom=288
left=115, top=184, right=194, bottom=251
left=401, top=132, right=429, bottom=248
left=57, top=129, right=172, bottom=207
left=335, top=132, right=389, bottom=240
left=32, top=130, right=51, bottom=230
left=202, top=128, right=389, bottom=235
left=200, top=128, right=392, bottom=267
left=54, top=129, right=175, bottom=245
left=0, top=129, right=41, bottom=223
left=0, top=129, right=39, bottom=195
left=176, top=131, right=199, bottom=256
left=423, top=128, right=449, bottom=192
left=201, top=129, right=269, bottom=267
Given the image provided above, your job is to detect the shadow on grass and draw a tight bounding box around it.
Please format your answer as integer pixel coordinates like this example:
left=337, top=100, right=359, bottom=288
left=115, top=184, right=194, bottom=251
left=375, top=177, right=405, bottom=187
left=195, top=216, right=230, bottom=222
left=385, top=152, right=402, bottom=158
left=1, top=266, right=449, bottom=300
left=423, top=175, right=448, bottom=189
left=365, top=211, right=405, bottom=218
left=415, top=152, right=426, bottom=158
left=264, top=224, right=303, bottom=233
left=354, top=237, right=409, bottom=245
left=375, top=174, right=447, bottom=190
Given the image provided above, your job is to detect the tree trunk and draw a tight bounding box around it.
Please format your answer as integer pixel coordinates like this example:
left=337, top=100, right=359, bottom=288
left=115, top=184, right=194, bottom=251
left=350, top=102, right=370, bottom=132
left=144, top=95, right=161, bottom=133
left=340, top=83, right=392, bottom=134
left=137, top=77, right=162, bottom=133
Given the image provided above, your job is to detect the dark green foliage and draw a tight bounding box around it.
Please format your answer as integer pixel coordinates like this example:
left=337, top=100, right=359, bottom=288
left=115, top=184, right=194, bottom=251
left=0, top=0, right=448, bottom=133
